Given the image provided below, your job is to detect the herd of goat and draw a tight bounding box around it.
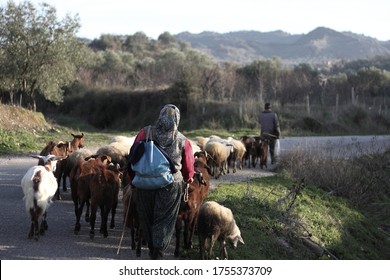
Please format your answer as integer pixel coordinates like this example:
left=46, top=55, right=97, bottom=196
left=21, top=132, right=270, bottom=259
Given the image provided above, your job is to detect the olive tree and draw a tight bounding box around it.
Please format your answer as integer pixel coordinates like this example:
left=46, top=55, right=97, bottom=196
left=0, top=1, right=85, bottom=110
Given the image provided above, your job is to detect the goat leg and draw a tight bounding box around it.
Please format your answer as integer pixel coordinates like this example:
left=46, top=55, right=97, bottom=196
left=89, top=204, right=97, bottom=239
left=62, top=173, right=67, bottom=192
left=110, top=201, right=117, bottom=229
left=40, top=212, right=48, bottom=234
left=85, top=200, right=90, bottom=223
left=28, top=221, right=34, bottom=239
left=34, top=219, right=40, bottom=241
left=136, top=230, right=142, bottom=257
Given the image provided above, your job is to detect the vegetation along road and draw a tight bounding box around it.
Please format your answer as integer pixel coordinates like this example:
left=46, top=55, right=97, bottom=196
left=0, top=135, right=389, bottom=260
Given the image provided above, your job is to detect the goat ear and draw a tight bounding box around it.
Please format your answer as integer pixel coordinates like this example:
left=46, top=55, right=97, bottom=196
left=239, top=236, right=244, bottom=244
left=30, top=154, right=43, bottom=159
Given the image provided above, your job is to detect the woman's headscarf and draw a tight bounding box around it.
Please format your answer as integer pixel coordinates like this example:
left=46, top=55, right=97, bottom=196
left=154, top=104, right=180, bottom=147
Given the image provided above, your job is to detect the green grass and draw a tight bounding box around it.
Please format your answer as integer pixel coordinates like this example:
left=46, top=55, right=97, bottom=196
left=179, top=175, right=390, bottom=260
left=0, top=126, right=115, bottom=155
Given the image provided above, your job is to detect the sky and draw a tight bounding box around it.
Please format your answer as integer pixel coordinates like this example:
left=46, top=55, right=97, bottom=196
left=7, top=0, right=390, bottom=41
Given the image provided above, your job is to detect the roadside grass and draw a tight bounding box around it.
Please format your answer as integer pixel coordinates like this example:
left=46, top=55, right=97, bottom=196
left=0, top=126, right=114, bottom=154
left=0, top=116, right=257, bottom=155
left=179, top=175, right=390, bottom=260
left=183, top=128, right=259, bottom=139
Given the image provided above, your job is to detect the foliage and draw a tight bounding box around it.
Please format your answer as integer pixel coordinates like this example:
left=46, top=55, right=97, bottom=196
left=0, top=1, right=86, bottom=109
left=278, top=139, right=390, bottom=219
left=0, top=2, right=390, bottom=134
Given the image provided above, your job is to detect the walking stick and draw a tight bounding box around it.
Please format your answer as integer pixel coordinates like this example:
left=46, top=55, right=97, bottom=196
left=117, top=185, right=132, bottom=255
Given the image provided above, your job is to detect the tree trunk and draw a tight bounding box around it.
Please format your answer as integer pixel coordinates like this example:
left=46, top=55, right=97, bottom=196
left=306, top=95, right=310, bottom=115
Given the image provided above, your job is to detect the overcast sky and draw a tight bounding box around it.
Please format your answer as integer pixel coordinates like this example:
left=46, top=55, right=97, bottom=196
left=8, top=0, right=390, bottom=41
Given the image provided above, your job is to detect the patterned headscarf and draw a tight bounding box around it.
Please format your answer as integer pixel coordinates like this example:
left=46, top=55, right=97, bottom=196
left=154, top=104, right=180, bottom=147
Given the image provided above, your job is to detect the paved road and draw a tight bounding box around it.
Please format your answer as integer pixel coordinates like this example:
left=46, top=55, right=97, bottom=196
left=0, top=135, right=389, bottom=260
left=0, top=155, right=272, bottom=260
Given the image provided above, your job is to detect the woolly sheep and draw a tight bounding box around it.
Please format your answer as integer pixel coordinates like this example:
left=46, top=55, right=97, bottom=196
left=194, top=136, right=209, bottom=151
left=96, top=135, right=135, bottom=168
left=96, top=144, right=127, bottom=168
left=189, top=139, right=201, bottom=154
left=109, top=135, right=135, bottom=154
left=197, top=201, right=244, bottom=260
left=204, top=140, right=233, bottom=179
left=21, top=154, right=65, bottom=240
left=227, top=137, right=247, bottom=173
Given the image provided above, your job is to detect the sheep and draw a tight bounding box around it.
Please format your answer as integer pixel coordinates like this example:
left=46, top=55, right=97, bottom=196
left=109, top=135, right=135, bottom=152
left=197, top=201, right=244, bottom=260
left=96, top=142, right=129, bottom=168
left=194, top=136, right=209, bottom=151
left=204, top=140, right=233, bottom=179
left=227, top=137, right=247, bottom=173
left=89, top=163, right=121, bottom=239
left=189, top=139, right=201, bottom=154
left=21, top=154, right=65, bottom=240
left=174, top=151, right=212, bottom=257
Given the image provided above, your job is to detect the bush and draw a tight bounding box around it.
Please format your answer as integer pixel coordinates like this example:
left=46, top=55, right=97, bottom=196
left=278, top=140, right=390, bottom=211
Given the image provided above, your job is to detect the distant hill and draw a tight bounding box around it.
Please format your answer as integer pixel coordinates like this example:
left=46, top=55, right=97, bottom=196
left=174, top=27, right=390, bottom=64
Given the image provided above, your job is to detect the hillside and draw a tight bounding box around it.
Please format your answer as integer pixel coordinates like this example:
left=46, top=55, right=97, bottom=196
left=0, top=105, right=50, bottom=131
left=175, top=27, right=390, bottom=64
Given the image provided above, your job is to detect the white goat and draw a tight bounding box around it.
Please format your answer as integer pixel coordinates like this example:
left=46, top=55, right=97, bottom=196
left=21, top=154, right=64, bottom=240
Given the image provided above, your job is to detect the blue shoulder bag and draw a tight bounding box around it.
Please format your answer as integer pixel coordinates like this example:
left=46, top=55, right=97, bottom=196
left=130, top=126, right=176, bottom=190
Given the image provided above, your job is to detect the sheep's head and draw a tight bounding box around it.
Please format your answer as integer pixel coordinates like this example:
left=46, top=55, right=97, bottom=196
left=227, top=223, right=245, bottom=249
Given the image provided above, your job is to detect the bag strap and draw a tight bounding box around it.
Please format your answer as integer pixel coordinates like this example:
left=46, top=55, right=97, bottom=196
left=145, top=125, right=153, bottom=141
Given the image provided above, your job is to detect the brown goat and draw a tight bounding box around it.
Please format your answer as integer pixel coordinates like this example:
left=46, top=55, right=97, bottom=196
left=39, top=133, right=85, bottom=200
left=70, top=154, right=112, bottom=235
left=122, top=182, right=143, bottom=257
left=241, top=136, right=258, bottom=168
left=258, top=137, right=269, bottom=169
left=89, top=163, right=121, bottom=239
left=174, top=151, right=211, bottom=257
